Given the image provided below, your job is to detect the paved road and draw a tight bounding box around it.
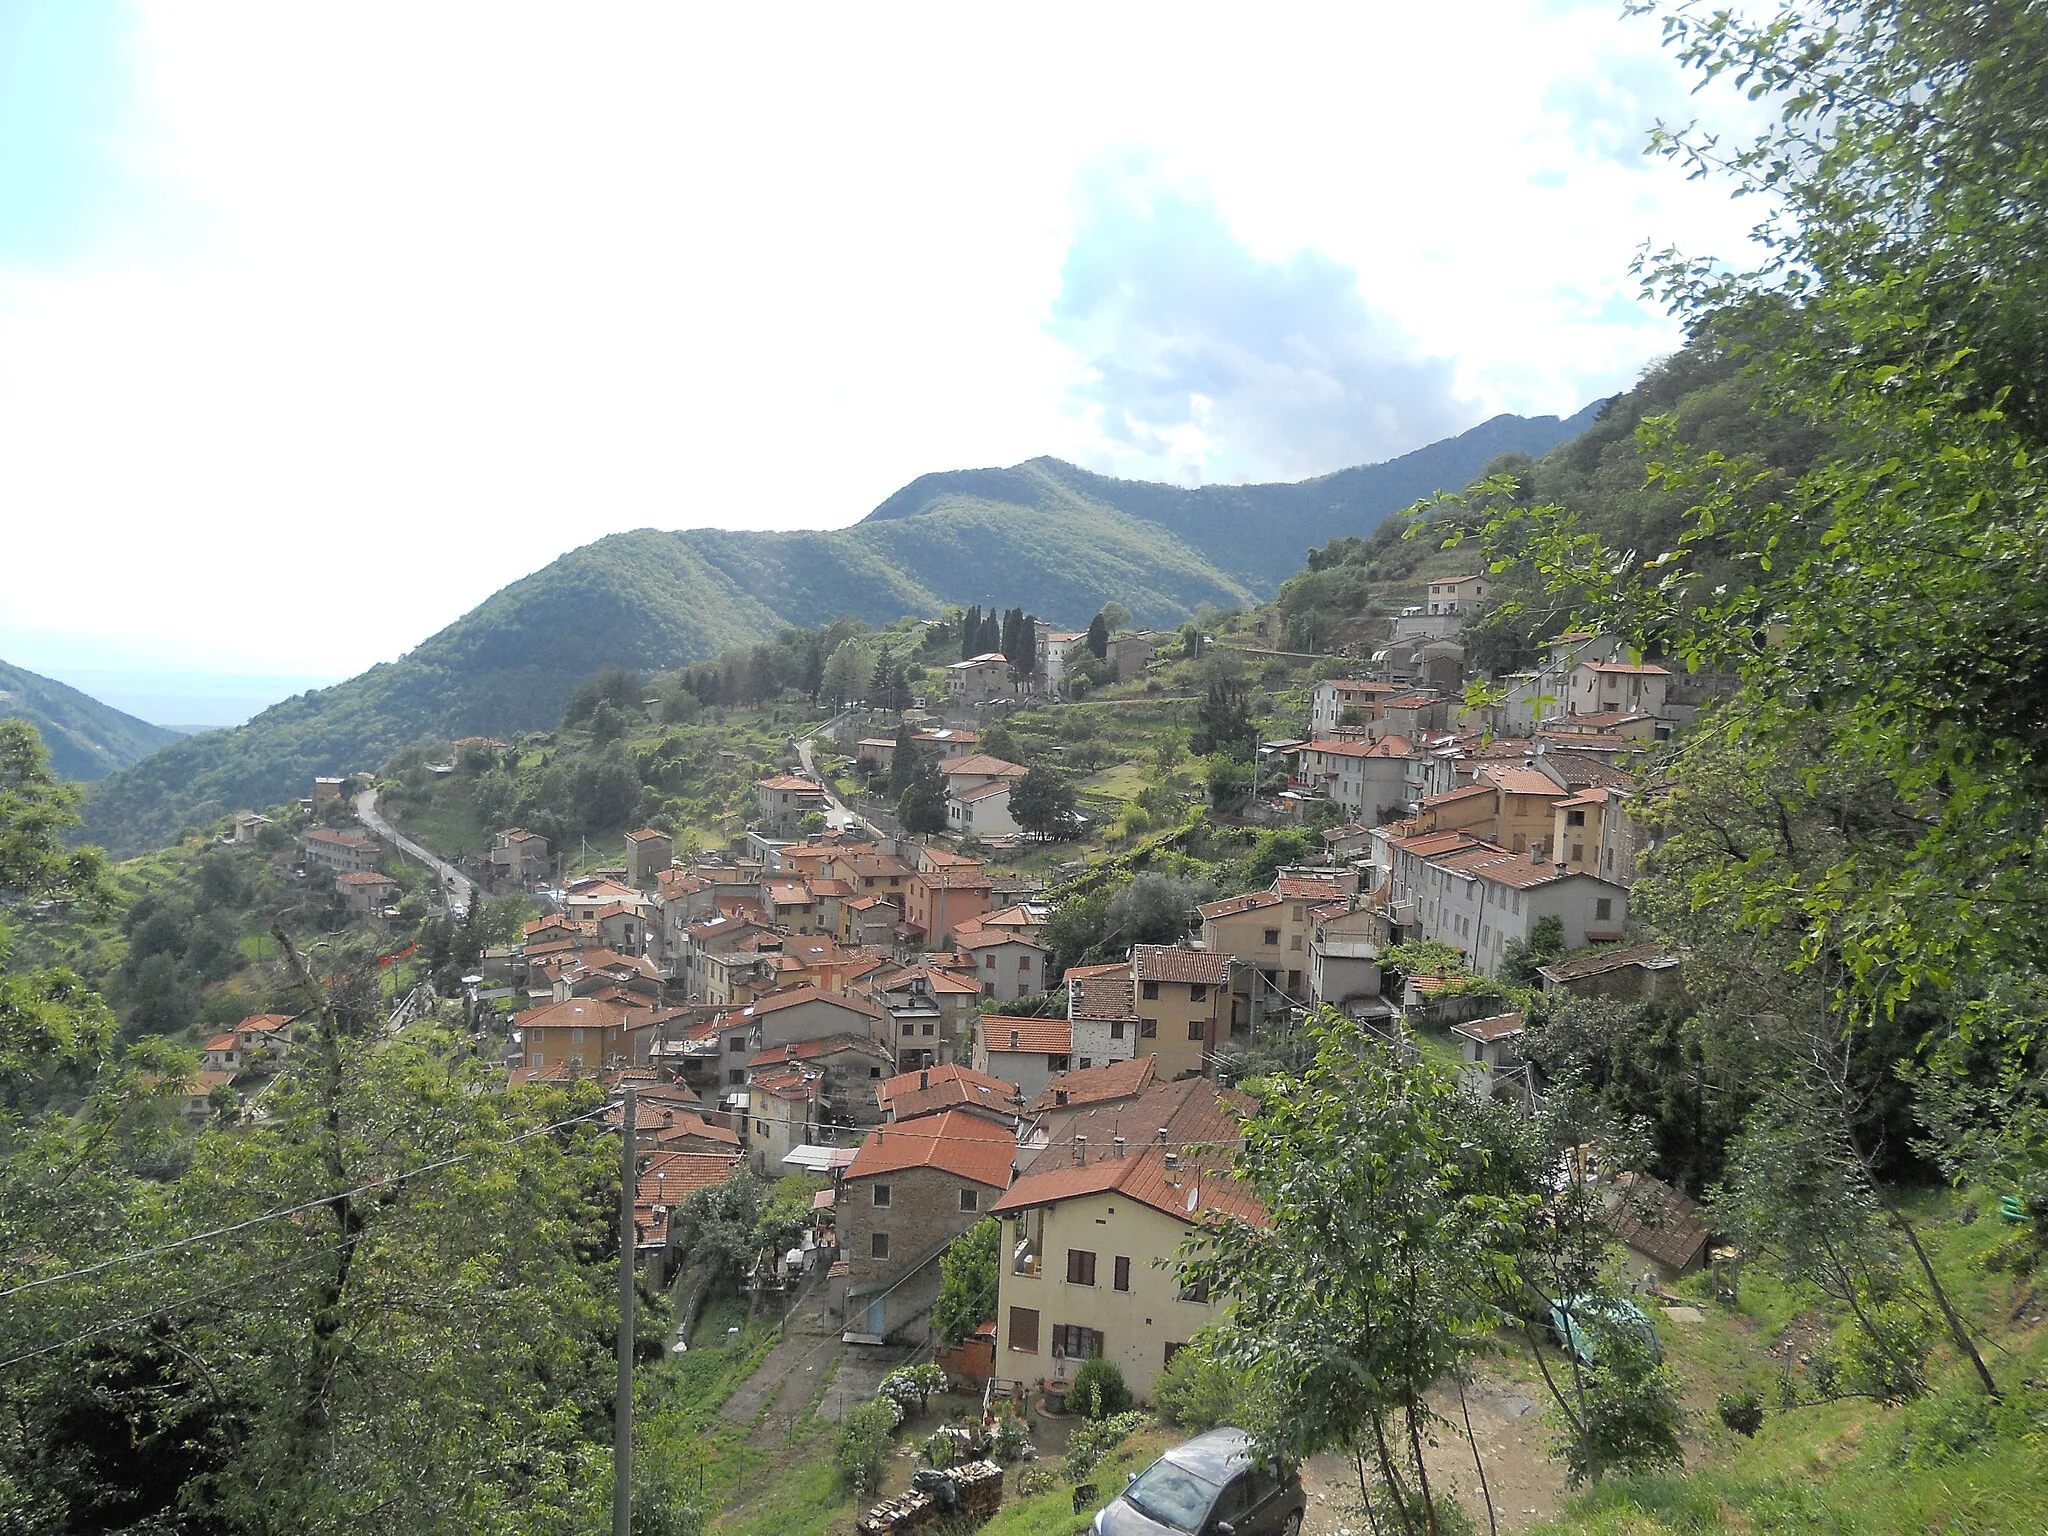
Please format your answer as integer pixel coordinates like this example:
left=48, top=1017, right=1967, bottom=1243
left=356, top=789, right=476, bottom=911
left=794, top=714, right=875, bottom=836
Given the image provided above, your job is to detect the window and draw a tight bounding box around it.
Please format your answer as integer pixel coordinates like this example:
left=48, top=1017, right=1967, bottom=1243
left=1566, top=809, right=1586, bottom=827
left=727, top=1069, right=745, bottom=1085
left=984, top=954, right=996, bottom=969
left=1287, top=970, right=1301, bottom=992
left=1189, top=983, right=1206, bottom=1002
left=1009, top=1306, right=1040, bottom=1352
left=872, top=1183, right=892, bottom=1208
left=1066, top=1249, right=1097, bottom=1286
left=1188, top=1020, right=1206, bottom=1041
left=1050, top=1055, right=1069, bottom=1073
left=960, top=1188, right=979, bottom=1212
left=1053, top=1325, right=1103, bottom=1360
left=983, top=983, right=996, bottom=998
left=1110, top=1020, right=1125, bottom=1040
left=571, top=1028, right=586, bottom=1044
left=1163, top=1340, right=1187, bottom=1367
left=1114, top=1256, right=1131, bottom=1292
left=755, top=1119, right=767, bottom=1135
left=871, top=1232, right=891, bottom=1260
left=1262, top=928, right=1280, bottom=946
left=1290, top=935, right=1303, bottom=951
left=728, top=1037, right=746, bottom=1053
left=1140, top=1018, right=1158, bottom=1039
left=1077, top=1057, right=1092, bottom=1069
left=1018, top=956, right=1031, bottom=972
left=1141, top=980, right=1160, bottom=1001
left=922, top=1022, right=936, bottom=1036
left=901, top=1022, right=915, bottom=1037
left=1571, top=843, right=1584, bottom=863
left=1179, top=1272, right=1211, bottom=1304
left=869, top=1066, right=882, bottom=1078
left=1595, top=898, right=1613, bottom=921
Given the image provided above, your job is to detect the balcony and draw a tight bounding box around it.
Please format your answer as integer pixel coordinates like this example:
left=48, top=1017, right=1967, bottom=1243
left=1011, top=1241, right=1042, bottom=1278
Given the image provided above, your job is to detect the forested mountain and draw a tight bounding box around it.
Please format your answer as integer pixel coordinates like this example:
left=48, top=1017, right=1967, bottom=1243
left=77, top=408, right=1594, bottom=855
left=0, top=658, right=183, bottom=780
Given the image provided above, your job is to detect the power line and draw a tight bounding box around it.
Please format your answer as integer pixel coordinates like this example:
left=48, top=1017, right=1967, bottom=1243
left=0, top=1104, right=612, bottom=1303
left=0, top=1237, right=353, bottom=1373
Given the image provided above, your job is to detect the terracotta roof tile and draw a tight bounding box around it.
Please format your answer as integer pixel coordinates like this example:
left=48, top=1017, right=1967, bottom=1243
left=1130, top=945, right=1230, bottom=985
left=844, top=1109, right=1016, bottom=1188
left=987, top=1017, right=1073, bottom=1055
left=1030, top=1056, right=1156, bottom=1112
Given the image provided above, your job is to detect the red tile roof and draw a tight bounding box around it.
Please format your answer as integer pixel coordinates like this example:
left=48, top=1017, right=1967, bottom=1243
left=639, top=1149, right=743, bottom=1202
left=843, top=1108, right=1016, bottom=1188
left=1131, top=945, right=1230, bottom=986
left=744, top=985, right=884, bottom=1020
left=879, top=1064, right=1021, bottom=1122
left=1031, top=1056, right=1156, bottom=1112
left=1452, top=1012, right=1526, bottom=1044
left=995, top=1079, right=1261, bottom=1225
left=1198, top=891, right=1283, bottom=920
left=941, top=755, right=1027, bottom=779
left=987, top=1017, right=1073, bottom=1055
left=757, top=774, right=826, bottom=792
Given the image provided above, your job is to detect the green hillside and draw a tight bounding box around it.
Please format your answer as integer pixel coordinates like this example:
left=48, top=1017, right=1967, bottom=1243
left=0, top=658, right=183, bottom=780
left=76, top=408, right=1595, bottom=854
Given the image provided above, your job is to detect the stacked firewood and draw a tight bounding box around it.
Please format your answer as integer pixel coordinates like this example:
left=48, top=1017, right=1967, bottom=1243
left=854, top=1461, right=1005, bottom=1535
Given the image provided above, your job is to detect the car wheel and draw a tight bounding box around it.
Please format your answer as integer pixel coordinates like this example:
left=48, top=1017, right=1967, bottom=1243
left=1280, top=1514, right=1302, bottom=1536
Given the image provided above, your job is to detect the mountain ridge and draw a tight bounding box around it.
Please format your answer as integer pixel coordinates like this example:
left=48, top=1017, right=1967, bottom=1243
left=78, top=405, right=1603, bottom=853
left=0, top=659, right=185, bottom=780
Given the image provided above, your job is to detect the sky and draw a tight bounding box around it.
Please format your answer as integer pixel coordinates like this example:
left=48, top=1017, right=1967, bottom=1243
left=0, top=0, right=1765, bottom=724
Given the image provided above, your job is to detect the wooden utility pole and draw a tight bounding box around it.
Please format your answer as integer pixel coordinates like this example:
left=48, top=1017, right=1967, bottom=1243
left=615, top=1084, right=636, bottom=1536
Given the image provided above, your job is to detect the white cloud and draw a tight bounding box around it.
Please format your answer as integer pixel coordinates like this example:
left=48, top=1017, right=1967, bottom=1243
left=0, top=1, right=1767, bottom=681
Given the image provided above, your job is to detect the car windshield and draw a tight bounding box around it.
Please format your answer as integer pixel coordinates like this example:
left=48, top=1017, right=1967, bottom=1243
left=1124, top=1461, right=1221, bottom=1533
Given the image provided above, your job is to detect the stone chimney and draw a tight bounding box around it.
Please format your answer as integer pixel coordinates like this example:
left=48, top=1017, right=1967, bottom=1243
left=919, top=1068, right=930, bottom=1090
left=1073, top=1135, right=1087, bottom=1167
left=1113, top=1136, right=1126, bottom=1160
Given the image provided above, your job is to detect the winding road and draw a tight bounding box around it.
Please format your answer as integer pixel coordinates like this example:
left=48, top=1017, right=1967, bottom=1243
left=794, top=713, right=874, bottom=836
left=356, top=788, right=476, bottom=912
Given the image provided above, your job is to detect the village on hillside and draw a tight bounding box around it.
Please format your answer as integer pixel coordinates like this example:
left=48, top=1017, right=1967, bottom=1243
left=231, top=593, right=1711, bottom=1409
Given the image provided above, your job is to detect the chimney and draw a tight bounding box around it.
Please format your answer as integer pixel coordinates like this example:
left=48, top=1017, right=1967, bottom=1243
left=1156, top=1127, right=1169, bottom=1144
left=1113, top=1135, right=1126, bottom=1160
left=919, top=1068, right=930, bottom=1090
left=1074, top=1135, right=1087, bottom=1166
left=1163, top=1150, right=1179, bottom=1170
left=1009, top=1029, right=1020, bottom=1050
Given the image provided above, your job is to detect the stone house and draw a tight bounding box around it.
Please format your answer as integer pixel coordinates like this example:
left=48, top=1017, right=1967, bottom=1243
left=836, top=1109, right=1017, bottom=1342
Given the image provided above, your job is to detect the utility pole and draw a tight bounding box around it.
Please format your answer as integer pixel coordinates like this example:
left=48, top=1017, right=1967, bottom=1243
left=615, top=1084, right=636, bottom=1536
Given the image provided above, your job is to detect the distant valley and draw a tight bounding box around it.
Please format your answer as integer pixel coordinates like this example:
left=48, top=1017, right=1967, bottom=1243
left=0, top=659, right=185, bottom=780
left=76, top=405, right=1599, bottom=853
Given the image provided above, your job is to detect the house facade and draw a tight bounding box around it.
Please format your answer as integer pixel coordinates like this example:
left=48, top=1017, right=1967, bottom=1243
left=991, top=1079, right=1257, bottom=1399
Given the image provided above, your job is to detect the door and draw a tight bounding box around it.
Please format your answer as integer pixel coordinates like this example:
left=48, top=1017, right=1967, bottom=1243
left=1208, top=1474, right=1252, bottom=1536
left=865, top=1298, right=885, bottom=1337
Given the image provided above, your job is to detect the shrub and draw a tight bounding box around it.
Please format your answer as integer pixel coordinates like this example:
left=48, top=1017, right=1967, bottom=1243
left=1069, top=1359, right=1132, bottom=1419
left=879, top=1363, right=945, bottom=1418
left=834, top=1398, right=897, bottom=1498
left=1715, top=1392, right=1764, bottom=1438
left=990, top=1407, right=1031, bottom=1462
left=1154, top=1339, right=1265, bottom=1433
left=1063, top=1409, right=1147, bottom=1482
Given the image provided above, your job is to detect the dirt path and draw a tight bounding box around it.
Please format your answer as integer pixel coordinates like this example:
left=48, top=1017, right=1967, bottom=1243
left=1300, top=1373, right=1565, bottom=1536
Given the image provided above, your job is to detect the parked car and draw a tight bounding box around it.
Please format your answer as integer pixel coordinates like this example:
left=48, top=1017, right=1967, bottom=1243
left=1547, top=1293, right=1662, bottom=1366
left=1091, top=1428, right=1304, bottom=1536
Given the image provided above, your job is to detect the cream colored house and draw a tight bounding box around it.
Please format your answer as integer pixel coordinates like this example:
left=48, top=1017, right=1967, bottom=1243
left=990, top=1078, right=1259, bottom=1399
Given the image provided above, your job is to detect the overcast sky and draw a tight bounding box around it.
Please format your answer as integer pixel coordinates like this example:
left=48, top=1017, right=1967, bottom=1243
left=0, top=0, right=1762, bottom=705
